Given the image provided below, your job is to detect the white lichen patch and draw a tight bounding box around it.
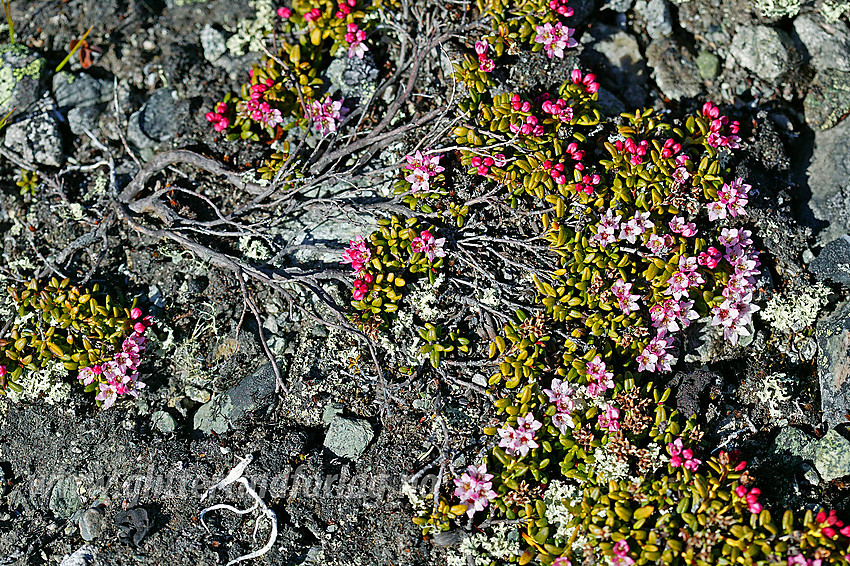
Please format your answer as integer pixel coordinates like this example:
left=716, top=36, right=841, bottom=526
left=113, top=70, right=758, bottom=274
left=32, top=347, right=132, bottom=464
left=446, top=522, right=522, bottom=566
left=756, top=0, right=801, bottom=18
left=5, top=360, right=72, bottom=405
left=225, top=0, right=276, bottom=56
left=760, top=282, right=831, bottom=334
left=755, top=372, right=792, bottom=419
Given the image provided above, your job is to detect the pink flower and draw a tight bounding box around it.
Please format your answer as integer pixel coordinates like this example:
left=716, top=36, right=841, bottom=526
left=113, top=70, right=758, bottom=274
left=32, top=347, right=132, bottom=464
left=498, top=412, right=542, bottom=457
left=585, top=355, right=614, bottom=397
left=637, top=332, right=674, bottom=372
left=310, top=96, right=346, bottom=136
left=345, top=23, right=369, bottom=58
left=611, top=278, right=640, bottom=315
left=341, top=235, right=371, bottom=274
left=353, top=279, right=370, bottom=300
left=478, top=58, right=495, bottom=72
left=612, top=540, right=635, bottom=566
left=669, top=216, right=697, bottom=237
left=533, top=22, right=578, bottom=59
left=304, top=8, right=321, bottom=21
left=553, top=558, right=572, bottom=566
left=130, top=307, right=143, bottom=320
left=405, top=168, right=430, bottom=192
left=277, top=6, right=292, bottom=18
left=410, top=230, right=446, bottom=262
left=474, top=40, right=489, bottom=56
left=543, top=378, right=575, bottom=413
left=597, top=404, right=620, bottom=432
left=95, top=382, right=119, bottom=409
left=453, top=463, right=497, bottom=517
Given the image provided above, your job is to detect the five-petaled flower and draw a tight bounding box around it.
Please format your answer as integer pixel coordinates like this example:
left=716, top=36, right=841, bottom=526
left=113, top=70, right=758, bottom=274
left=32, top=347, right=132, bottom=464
left=410, top=230, right=446, bottom=262
left=533, top=22, right=578, bottom=59
left=452, top=463, right=498, bottom=517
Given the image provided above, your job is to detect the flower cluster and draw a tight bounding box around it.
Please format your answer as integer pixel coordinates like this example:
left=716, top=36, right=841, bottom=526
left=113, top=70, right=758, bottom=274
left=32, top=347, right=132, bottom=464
left=411, top=230, right=446, bottom=262
left=597, top=404, right=620, bottom=432
left=342, top=235, right=371, bottom=275
left=77, top=308, right=150, bottom=409
left=310, top=95, right=347, bottom=136
left=403, top=150, right=444, bottom=192
left=498, top=412, right=542, bottom=457
left=474, top=40, right=495, bottom=73
left=533, top=22, right=577, bottom=59
left=585, top=355, right=614, bottom=397
left=452, top=463, right=498, bottom=517
left=708, top=177, right=751, bottom=221
left=636, top=332, right=674, bottom=372
left=344, top=23, right=368, bottom=58
left=667, top=437, right=702, bottom=471
left=335, top=0, right=357, bottom=19
left=610, top=278, right=640, bottom=315
left=548, top=0, right=574, bottom=16
left=611, top=540, right=635, bottom=566
left=735, top=484, right=763, bottom=514
left=709, top=228, right=760, bottom=344
left=276, top=6, right=292, bottom=18
left=543, top=378, right=576, bottom=433
left=702, top=101, right=741, bottom=149
left=570, top=69, right=599, bottom=93
left=205, top=102, right=230, bottom=132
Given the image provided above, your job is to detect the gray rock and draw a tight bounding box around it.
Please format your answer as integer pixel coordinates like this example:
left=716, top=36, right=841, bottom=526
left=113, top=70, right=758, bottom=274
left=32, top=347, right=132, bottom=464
left=793, top=13, right=850, bottom=72
left=327, top=54, right=379, bottom=101
left=602, top=0, right=634, bottom=10
left=583, top=24, right=647, bottom=108
left=807, top=117, right=850, bottom=242
left=816, top=301, right=850, bottom=428
left=194, top=360, right=281, bottom=434
left=814, top=429, right=850, bottom=481
left=636, top=0, right=672, bottom=39
left=59, top=545, right=97, bottom=566
left=696, top=50, right=721, bottom=80
left=811, top=235, right=850, bottom=285
left=200, top=25, right=255, bottom=79
left=49, top=476, right=81, bottom=519
left=78, top=508, right=104, bottom=541
left=645, top=38, right=702, bottom=100
left=595, top=87, right=627, bottom=115
left=728, top=25, right=793, bottom=82
left=0, top=44, right=46, bottom=119
left=804, top=69, right=850, bottom=130
left=52, top=72, right=112, bottom=110
left=769, top=427, right=816, bottom=462
left=322, top=401, right=344, bottom=425
left=126, top=89, right=188, bottom=149
left=324, top=416, right=374, bottom=460
left=3, top=97, right=63, bottom=167
left=151, top=410, right=176, bottom=433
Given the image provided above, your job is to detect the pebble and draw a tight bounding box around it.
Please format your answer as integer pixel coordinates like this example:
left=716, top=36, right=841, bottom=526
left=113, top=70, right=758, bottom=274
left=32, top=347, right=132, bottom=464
left=78, top=508, right=104, bottom=541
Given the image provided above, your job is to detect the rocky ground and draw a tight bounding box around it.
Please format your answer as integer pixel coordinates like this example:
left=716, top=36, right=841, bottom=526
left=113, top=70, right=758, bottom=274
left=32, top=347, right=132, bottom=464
left=0, top=0, right=850, bottom=564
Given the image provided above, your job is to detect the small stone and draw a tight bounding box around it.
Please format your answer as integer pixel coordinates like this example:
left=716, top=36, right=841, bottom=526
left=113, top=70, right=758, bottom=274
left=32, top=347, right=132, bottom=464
left=59, top=546, right=97, bottom=566
left=151, top=410, right=176, bottom=433
left=324, top=416, right=374, bottom=460
left=814, top=429, right=850, bottom=481
left=793, top=13, right=850, bottom=73
left=322, top=401, right=344, bottom=425
left=636, top=0, right=672, bottom=40
left=728, top=25, right=793, bottom=82
left=127, top=89, right=188, bottom=149
left=811, top=235, right=850, bottom=285
left=185, top=385, right=212, bottom=403
left=816, top=301, right=850, bottom=428
left=769, top=426, right=816, bottom=462
left=804, top=69, right=850, bottom=130
left=602, top=0, right=634, bottom=10
left=200, top=25, right=227, bottom=63
left=3, top=97, right=64, bottom=167
left=67, top=105, right=102, bottom=136
left=0, top=44, right=46, bottom=120
left=696, top=50, right=720, bottom=80
left=645, top=38, right=702, bottom=100
left=326, top=53, right=379, bottom=101
left=194, top=360, right=281, bottom=434
left=52, top=72, right=112, bottom=110
left=49, top=476, right=81, bottom=520
left=78, top=508, right=103, bottom=541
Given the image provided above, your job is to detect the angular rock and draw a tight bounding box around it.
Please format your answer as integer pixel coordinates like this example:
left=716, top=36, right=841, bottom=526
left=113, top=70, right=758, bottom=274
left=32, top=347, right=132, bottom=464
left=324, top=416, right=374, bottom=460
left=696, top=50, right=721, bottom=80
left=327, top=54, right=379, bottom=102
left=194, top=360, right=281, bottom=434
left=0, top=44, right=46, bottom=119
left=59, top=546, right=97, bottom=566
left=814, top=429, right=850, bottom=481
left=636, top=0, right=672, bottom=40
left=804, top=69, right=850, bottom=130
left=78, top=508, right=104, bottom=541
left=807, top=117, right=850, bottom=242
left=811, top=235, right=850, bottom=286
left=793, top=13, right=850, bottom=73
left=602, top=0, right=633, bottom=9
left=3, top=97, right=64, bottom=167
left=645, top=38, right=702, bottom=100
left=52, top=72, right=113, bottom=110
left=816, top=301, right=850, bottom=428
left=151, top=410, right=176, bottom=433
left=728, top=25, right=793, bottom=82
left=583, top=24, right=647, bottom=108
left=671, top=369, right=717, bottom=418
left=127, top=89, right=189, bottom=149
left=49, top=476, right=81, bottom=519
left=769, top=427, right=816, bottom=462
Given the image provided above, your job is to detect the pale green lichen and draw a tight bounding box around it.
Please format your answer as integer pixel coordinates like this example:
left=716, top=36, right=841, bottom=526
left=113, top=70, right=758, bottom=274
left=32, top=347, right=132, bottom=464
left=760, top=282, right=831, bottom=334
left=822, top=0, right=850, bottom=22
left=755, top=372, right=792, bottom=419
left=755, top=0, right=802, bottom=18
left=225, top=0, right=276, bottom=57
left=12, top=57, right=45, bottom=82
left=4, top=360, right=72, bottom=405
left=446, top=522, right=523, bottom=566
